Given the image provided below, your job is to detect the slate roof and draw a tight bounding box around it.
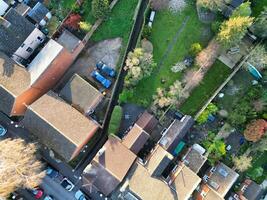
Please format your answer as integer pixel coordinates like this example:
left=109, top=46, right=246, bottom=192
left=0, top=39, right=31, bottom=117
left=243, top=180, right=264, bottom=200
left=230, top=0, right=243, bottom=8
left=159, top=116, right=194, bottom=153
left=59, top=74, right=103, bottom=115
left=27, top=2, right=49, bottom=23
left=0, top=8, right=35, bottom=56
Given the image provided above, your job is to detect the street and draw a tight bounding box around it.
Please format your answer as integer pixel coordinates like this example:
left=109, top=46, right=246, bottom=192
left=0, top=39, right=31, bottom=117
left=40, top=176, right=77, bottom=200
left=0, top=112, right=83, bottom=200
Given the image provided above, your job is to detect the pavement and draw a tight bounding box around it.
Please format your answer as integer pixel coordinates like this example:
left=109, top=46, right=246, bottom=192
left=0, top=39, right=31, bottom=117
left=0, top=112, right=84, bottom=200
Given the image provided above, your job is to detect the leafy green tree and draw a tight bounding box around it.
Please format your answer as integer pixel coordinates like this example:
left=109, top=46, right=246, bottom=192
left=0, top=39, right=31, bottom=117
left=250, top=7, right=267, bottom=39
left=217, top=16, right=254, bottom=48
left=118, top=89, right=134, bottom=104
left=251, top=135, right=267, bottom=153
left=207, top=140, right=226, bottom=166
left=248, top=167, right=264, bottom=181
left=197, top=103, right=218, bottom=124
left=202, top=131, right=226, bottom=166
left=231, top=2, right=252, bottom=17
left=92, top=0, right=110, bottom=19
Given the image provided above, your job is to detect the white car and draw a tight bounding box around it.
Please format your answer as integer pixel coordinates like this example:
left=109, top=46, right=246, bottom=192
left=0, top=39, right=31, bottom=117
left=60, top=178, right=74, bottom=191
left=75, top=190, right=87, bottom=200
left=0, top=124, right=7, bottom=137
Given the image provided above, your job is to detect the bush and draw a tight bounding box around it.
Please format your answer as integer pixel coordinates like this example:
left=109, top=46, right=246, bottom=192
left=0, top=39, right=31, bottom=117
left=197, top=103, right=218, bottom=124
left=108, top=106, right=123, bottom=135
left=92, top=0, right=110, bottom=19
left=79, top=21, right=92, bottom=32
left=211, top=21, right=221, bottom=34
left=118, top=89, right=134, bottom=104
left=142, top=25, right=152, bottom=39
left=190, top=43, right=202, bottom=56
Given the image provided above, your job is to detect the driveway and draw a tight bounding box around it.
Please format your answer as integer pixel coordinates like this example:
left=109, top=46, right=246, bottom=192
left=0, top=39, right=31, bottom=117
left=117, top=103, right=145, bottom=138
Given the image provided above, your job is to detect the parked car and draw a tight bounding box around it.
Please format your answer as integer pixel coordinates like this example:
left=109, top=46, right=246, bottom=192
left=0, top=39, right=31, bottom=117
left=10, top=192, right=24, bottom=200
left=91, top=71, right=111, bottom=89
left=96, top=61, right=116, bottom=78
left=60, top=178, right=74, bottom=191
left=0, top=124, right=7, bottom=136
left=46, top=166, right=59, bottom=179
left=75, top=190, right=87, bottom=200
left=44, top=195, right=54, bottom=200
left=29, top=188, right=43, bottom=199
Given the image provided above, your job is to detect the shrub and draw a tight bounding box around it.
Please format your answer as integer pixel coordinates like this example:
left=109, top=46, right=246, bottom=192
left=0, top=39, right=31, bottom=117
left=197, top=103, right=218, bottom=124
left=79, top=21, right=92, bottom=32
left=108, top=106, right=123, bottom=135
left=142, top=26, right=152, bottom=39
left=118, top=89, right=134, bottom=104
left=190, top=43, right=202, bottom=56
left=92, top=0, right=110, bottom=19
left=211, top=21, right=222, bottom=34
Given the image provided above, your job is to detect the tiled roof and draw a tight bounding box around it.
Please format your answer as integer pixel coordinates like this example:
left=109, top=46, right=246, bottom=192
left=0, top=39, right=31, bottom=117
left=122, top=124, right=150, bottom=155
left=23, top=91, right=99, bottom=161
left=83, top=136, right=136, bottom=196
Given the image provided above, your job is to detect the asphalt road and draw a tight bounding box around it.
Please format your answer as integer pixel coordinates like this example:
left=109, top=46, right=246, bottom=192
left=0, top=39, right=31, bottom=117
left=0, top=112, right=82, bottom=200
left=40, top=176, right=77, bottom=200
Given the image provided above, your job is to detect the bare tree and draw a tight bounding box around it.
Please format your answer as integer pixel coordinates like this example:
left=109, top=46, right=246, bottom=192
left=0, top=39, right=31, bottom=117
left=0, top=138, right=44, bottom=198
left=150, top=0, right=169, bottom=11
left=232, top=155, right=252, bottom=172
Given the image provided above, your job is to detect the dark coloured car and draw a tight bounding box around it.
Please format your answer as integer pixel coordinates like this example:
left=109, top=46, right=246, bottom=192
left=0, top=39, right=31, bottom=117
left=46, top=166, right=59, bottom=179
left=91, top=71, right=111, bottom=89
left=96, top=61, right=116, bottom=78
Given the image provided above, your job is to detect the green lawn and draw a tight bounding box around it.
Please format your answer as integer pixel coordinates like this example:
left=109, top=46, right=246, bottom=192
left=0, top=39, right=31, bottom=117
left=251, top=0, right=267, bottom=17
left=126, top=2, right=212, bottom=106
left=82, top=0, right=96, bottom=24
left=180, top=60, right=232, bottom=116
left=91, top=0, right=139, bottom=45
left=246, top=151, right=267, bottom=183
